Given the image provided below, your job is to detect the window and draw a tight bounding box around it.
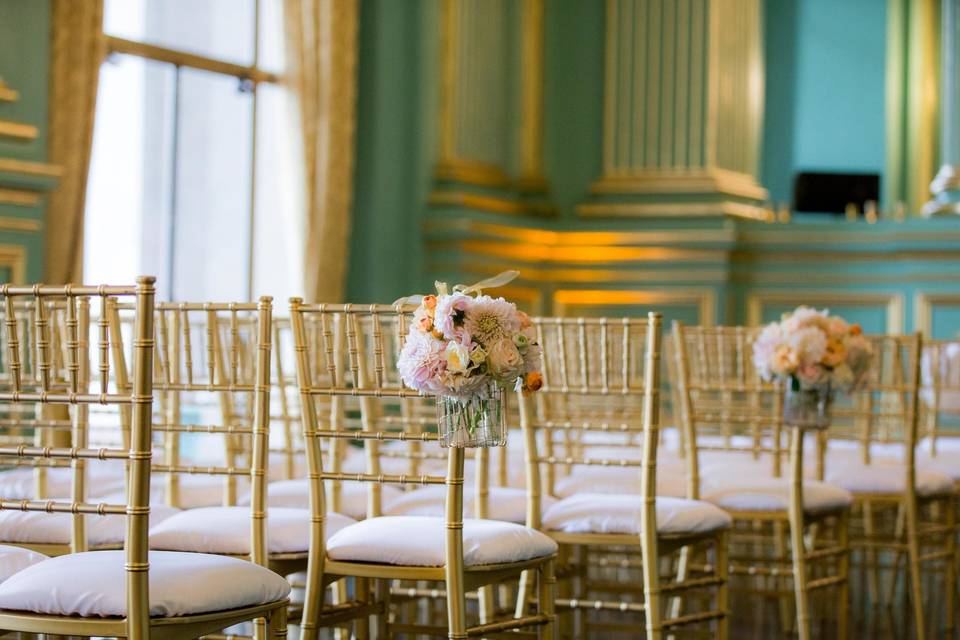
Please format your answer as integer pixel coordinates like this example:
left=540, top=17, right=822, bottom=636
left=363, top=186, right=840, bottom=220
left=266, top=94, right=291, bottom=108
left=84, top=0, right=302, bottom=302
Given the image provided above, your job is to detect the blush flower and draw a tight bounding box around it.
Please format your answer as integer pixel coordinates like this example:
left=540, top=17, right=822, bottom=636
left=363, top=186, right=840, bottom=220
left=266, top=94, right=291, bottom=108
left=463, top=295, right=520, bottom=345
left=397, top=329, right=447, bottom=394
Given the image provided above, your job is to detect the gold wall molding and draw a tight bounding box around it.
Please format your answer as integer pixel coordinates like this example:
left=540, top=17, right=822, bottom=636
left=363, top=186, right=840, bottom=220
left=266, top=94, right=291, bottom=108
left=428, top=191, right=554, bottom=217
left=0, top=244, right=27, bottom=283
left=423, top=218, right=735, bottom=246
left=0, top=78, right=18, bottom=102
left=746, top=290, right=904, bottom=333
left=0, top=158, right=63, bottom=178
left=0, top=189, right=41, bottom=208
left=519, top=0, right=545, bottom=185
left=591, top=169, right=768, bottom=200
left=0, top=120, right=39, bottom=142
left=913, top=292, right=960, bottom=335
left=434, top=158, right=513, bottom=188
left=429, top=259, right=727, bottom=285
left=553, top=288, right=716, bottom=325
left=578, top=200, right=770, bottom=220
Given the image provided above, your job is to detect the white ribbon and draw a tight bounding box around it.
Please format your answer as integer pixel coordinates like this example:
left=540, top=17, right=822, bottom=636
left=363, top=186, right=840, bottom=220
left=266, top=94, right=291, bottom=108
left=393, top=270, right=520, bottom=306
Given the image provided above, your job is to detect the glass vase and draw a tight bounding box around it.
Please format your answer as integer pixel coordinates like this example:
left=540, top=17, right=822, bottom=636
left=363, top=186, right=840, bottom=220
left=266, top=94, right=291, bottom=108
left=437, top=383, right=506, bottom=448
left=783, top=382, right=833, bottom=431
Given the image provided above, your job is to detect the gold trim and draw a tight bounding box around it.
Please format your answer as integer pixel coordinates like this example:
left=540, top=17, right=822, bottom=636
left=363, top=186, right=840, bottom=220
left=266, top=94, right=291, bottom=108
left=0, top=121, right=39, bottom=142
left=746, top=290, right=904, bottom=333
left=0, top=244, right=27, bottom=283
left=577, top=200, right=771, bottom=220
left=519, top=0, right=544, bottom=183
left=423, top=218, right=735, bottom=246
left=0, top=158, right=63, bottom=178
left=428, top=191, right=555, bottom=217
left=0, top=79, right=18, bottom=102
left=438, top=0, right=459, bottom=162
left=552, top=288, right=716, bottom=324
left=0, top=217, right=41, bottom=232
left=913, top=292, right=960, bottom=335
left=591, top=169, right=768, bottom=200
left=0, top=189, right=41, bottom=208
left=106, top=36, right=278, bottom=83
left=434, top=158, right=512, bottom=188
left=453, top=240, right=722, bottom=264
left=429, top=259, right=727, bottom=285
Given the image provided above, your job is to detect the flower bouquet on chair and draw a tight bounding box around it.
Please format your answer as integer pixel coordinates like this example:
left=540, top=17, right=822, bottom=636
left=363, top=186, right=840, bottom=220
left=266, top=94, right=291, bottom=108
left=753, top=306, right=873, bottom=430
left=396, top=271, right=543, bottom=447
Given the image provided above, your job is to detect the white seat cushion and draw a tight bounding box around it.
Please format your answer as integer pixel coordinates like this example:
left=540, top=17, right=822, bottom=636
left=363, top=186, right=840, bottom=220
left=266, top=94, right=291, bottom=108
left=384, top=485, right=556, bottom=523
left=0, top=464, right=126, bottom=500
left=701, top=477, right=852, bottom=514
left=825, top=461, right=954, bottom=496
left=149, top=507, right=355, bottom=554
left=542, top=493, right=731, bottom=536
left=0, top=546, right=47, bottom=583
left=326, top=516, right=557, bottom=567
left=0, top=550, right=290, bottom=617
left=553, top=464, right=687, bottom=499
left=0, top=504, right=180, bottom=547
left=246, top=479, right=402, bottom=520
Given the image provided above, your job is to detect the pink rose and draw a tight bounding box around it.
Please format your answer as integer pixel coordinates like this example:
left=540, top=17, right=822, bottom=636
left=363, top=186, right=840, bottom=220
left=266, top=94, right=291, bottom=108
left=486, top=339, right=525, bottom=382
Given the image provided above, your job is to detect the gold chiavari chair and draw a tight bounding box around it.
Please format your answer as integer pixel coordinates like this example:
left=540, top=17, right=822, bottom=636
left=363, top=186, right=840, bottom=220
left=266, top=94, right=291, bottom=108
left=290, top=300, right=558, bottom=640
left=819, top=334, right=956, bottom=640
left=0, top=298, right=167, bottom=555
left=143, top=299, right=354, bottom=580
left=516, top=313, right=731, bottom=640
left=0, top=278, right=291, bottom=639
left=919, top=339, right=960, bottom=480
left=671, top=322, right=852, bottom=640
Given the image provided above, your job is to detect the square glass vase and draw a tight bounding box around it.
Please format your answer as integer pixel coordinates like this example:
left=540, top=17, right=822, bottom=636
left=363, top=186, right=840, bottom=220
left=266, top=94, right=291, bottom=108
left=436, top=383, right=506, bottom=448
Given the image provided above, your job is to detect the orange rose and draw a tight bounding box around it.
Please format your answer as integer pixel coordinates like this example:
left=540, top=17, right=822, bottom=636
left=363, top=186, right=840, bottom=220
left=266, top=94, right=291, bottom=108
left=850, top=324, right=862, bottom=336
left=524, top=371, right=543, bottom=393
left=821, top=338, right=846, bottom=367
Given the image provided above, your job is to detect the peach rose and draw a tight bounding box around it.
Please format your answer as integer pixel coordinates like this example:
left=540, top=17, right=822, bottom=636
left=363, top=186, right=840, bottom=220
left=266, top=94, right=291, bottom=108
left=524, top=371, right=543, bottom=392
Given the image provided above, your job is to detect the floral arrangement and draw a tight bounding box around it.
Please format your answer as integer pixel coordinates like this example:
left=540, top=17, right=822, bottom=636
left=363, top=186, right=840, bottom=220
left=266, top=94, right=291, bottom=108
left=753, top=306, right=873, bottom=391
left=397, top=271, right=543, bottom=402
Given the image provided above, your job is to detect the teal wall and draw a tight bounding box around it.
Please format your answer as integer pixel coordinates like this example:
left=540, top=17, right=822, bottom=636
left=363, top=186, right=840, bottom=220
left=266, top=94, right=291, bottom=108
left=0, top=0, right=54, bottom=282
left=763, top=0, right=888, bottom=205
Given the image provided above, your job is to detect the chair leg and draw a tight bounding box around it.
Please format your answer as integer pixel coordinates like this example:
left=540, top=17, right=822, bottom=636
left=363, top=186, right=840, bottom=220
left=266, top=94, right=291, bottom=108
left=837, top=512, right=850, bottom=640
left=773, top=520, right=794, bottom=634
left=863, top=499, right=882, bottom=607
left=716, top=530, right=730, bottom=640
left=354, top=577, right=371, bottom=640
left=374, top=578, right=390, bottom=638
left=478, top=583, right=495, bottom=624
left=668, top=544, right=691, bottom=622
left=538, top=558, right=557, bottom=640
left=300, top=566, right=326, bottom=640
left=514, top=569, right=534, bottom=619
left=267, top=604, right=288, bottom=640
left=906, top=495, right=927, bottom=640
left=945, top=497, right=957, bottom=635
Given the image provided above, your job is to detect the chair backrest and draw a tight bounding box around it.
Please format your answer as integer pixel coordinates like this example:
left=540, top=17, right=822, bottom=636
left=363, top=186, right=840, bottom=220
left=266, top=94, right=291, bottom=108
left=146, top=301, right=273, bottom=545
left=289, top=301, right=470, bottom=614
left=920, top=339, right=960, bottom=455
left=0, top=278, right=154, bottom=637
left=516, top=313, right=662, bottom=528
left=827, top=334, right=923, bottom=468
left=671, top=323, right=783, bottom=499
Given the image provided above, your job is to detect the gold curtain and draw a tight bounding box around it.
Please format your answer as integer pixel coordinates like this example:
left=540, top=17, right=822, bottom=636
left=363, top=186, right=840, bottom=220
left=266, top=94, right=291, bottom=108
left=46, top=0, right=105, bottom=284
left=284, top=0, right=360, bottom=302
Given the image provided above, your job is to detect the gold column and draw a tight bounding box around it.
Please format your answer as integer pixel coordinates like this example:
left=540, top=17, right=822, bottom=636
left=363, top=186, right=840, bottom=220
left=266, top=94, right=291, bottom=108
left=583, top=0, right=769, bottom=219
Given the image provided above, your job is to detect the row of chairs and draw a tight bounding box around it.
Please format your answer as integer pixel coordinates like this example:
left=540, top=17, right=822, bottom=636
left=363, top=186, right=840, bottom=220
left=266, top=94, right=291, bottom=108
left=0, top=279, right=956, bottom=639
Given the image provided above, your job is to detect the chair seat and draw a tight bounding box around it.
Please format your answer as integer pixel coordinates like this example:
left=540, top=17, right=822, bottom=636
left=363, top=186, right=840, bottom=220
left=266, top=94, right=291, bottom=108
left=825, top=460, right=954, bottom=496
left=701, top=477, right=852, bottom=514
left=326, top=516, right=557, bottom=567
left=542, top=493, right=732, bottom=536
left=0, top=550, right=290, bottom=617
left=384, top=485, right=556, bottom=523
left=0, top=504, right=180, bottom=547
left=148, top=507, right=355, bottom=554
left=552, top=463, right=687, bottom=499
left=0, top=465, right=126, bottom=500
left=247, top=479, right=402, bottom=520
left=0, top=546, right=46, bottom=583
